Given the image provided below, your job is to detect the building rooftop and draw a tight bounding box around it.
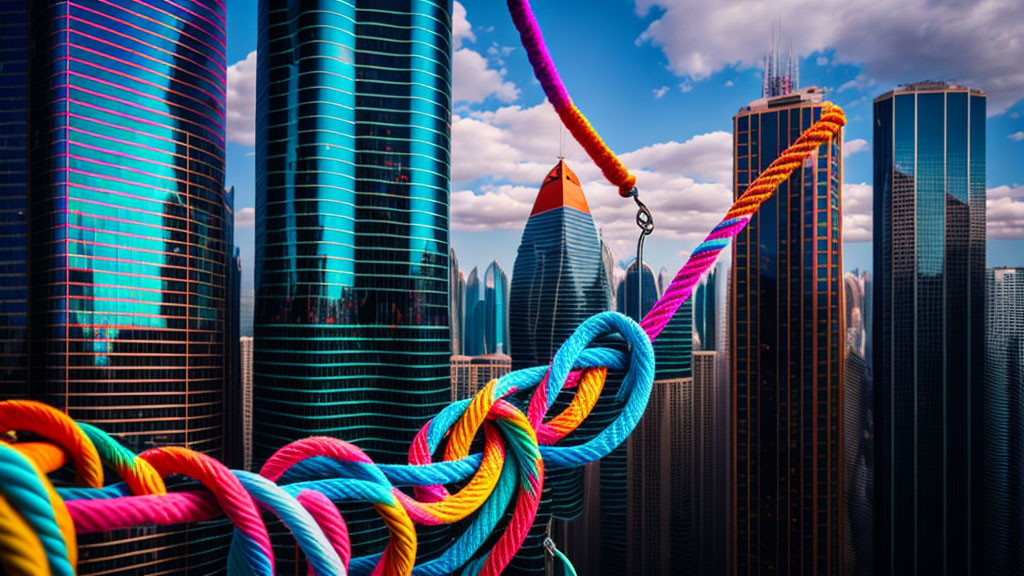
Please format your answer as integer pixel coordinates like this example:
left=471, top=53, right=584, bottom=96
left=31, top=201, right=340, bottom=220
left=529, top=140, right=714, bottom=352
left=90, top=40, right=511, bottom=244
left=738, top=86, right=825, bottom=115
left=874, top=81, right=986, bottom=102
left=530, top=159, right=591, bottom=216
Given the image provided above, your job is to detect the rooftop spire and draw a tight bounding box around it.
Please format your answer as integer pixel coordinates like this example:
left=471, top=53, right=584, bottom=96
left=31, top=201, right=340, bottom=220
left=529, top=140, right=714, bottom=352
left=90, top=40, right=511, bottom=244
left=530, top=159, right=591, bottom=216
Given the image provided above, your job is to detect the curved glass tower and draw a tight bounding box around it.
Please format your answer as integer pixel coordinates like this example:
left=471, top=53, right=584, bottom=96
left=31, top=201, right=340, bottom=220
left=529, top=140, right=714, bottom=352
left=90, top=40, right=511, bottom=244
left=24, top=1, right=231, bottom=573
left=254, top=0, right=452, bottom=562
left=483, top=259, right=509, bottom=354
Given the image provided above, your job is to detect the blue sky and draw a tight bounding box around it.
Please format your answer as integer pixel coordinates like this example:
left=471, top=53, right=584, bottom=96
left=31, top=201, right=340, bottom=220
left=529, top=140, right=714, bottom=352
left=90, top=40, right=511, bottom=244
left=224, top=0, right=1024, bottom=288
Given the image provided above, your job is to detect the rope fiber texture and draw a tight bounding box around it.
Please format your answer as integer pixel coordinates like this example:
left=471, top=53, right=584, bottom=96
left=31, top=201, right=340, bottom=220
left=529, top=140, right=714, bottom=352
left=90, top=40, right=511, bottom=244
left=0, top=2, right=844, bottom=574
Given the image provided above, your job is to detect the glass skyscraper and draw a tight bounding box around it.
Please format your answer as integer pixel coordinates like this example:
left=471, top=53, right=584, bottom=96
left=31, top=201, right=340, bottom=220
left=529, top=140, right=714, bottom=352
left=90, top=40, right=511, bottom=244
left=873, top=82, right=986, bottom=576
left=509, top=158, right=612, bottom=574
left=10, top=1, right=233, bottom=573
left=483, top=259, right=509, bottom=354
left=464, top=266, right=483, bottom=356
left=984, top=267, right=1024, bottom=575
left=449, top=248, right=464, bottom=355
left=0, top=0, right=28, bottom=396
left=254, top=0, right=452, bottom=563
left=732, top=86, right=844, bottom=575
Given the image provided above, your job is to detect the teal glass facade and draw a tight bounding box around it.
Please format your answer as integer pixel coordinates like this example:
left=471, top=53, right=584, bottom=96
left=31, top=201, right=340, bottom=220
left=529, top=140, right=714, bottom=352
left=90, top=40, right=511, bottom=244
left=483, top=259, right=509, bottom=354
left=873, top=83, right=987, bottom=576
left=254, top=0, right=452, bottom=564
left=18, top=1, right=233, bottom=574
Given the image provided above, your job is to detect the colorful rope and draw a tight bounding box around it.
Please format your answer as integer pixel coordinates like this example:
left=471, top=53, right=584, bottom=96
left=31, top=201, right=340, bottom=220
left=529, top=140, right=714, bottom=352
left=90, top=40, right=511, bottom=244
left=0, top=3, right=846, bottom=575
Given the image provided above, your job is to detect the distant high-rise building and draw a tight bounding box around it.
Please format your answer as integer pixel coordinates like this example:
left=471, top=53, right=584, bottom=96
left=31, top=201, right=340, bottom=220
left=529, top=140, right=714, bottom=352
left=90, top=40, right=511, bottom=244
left=10, top=2, right=234, bottom=573
left=620, top=263, right=699, bottom=576
left=254, top=0, right=452, bottom=563
left=240, top=288, right=255, bottom=337
left=692, top=350, right=720, bottom=575
left=0, top=1, right=28, bottom=395
left=450, top=249, right=465, bottom=355
left=984, top=267, right=1024, bottom=574
left=449, top=353, right=512, bottom=401
left=464, top=267, right=484, bottom=356
left=694, top=265, right=719, bottom=351
left=483, top=260, right=510, bottom=354
left=844, top=272, right=867, bottom=356
left=873, top=82, right=986, bottom=576
left=241, top=336, right=254, bottom=471
left=762, top=25, right=799, bottom=98
left=601, top=234, right=617, bottom=308
left=509, top=159, right=611, bottom=574
left=733, top=86, right=844, bottom=575
left=844, top=350, right=873, bottom=576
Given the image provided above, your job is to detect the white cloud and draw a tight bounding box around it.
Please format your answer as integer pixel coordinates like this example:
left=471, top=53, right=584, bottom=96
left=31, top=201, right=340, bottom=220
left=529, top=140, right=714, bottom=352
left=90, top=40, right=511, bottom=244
left=226, top=50, right=257, bottom=147
left=842, top=182, right=873, bottom=242
left=844, top=138, right=869, bottom=156
left=678, top=81, right=693, bottom=93
left=453, top=48, right=520, bottom=104
left=724, top=80, right=734, bottom=87
left=988, top=185, right=1024, bottom=239
left=452, top=1, right=475, bottom=49
left=653, top=85, right=670, bottom=99
left=1009, top=131, right=1024, bottom=142
left=451, top=3, right=519, bottom=104
left=634, top=0, right=1024, bottom=114
left=235, top=206, right=255, bottom=229
left=816, top=55, right=829, bottom=66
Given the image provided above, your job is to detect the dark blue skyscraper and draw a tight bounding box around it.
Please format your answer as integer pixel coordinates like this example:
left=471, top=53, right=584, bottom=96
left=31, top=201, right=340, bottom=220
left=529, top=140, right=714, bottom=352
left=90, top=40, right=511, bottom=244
left=873, top=82, right=986, bottom=575
left=254, top=0, right=452, bottom=562
left=0, top=1, right=27, bottom=395
left=509, top=159, right=611, bottom=574
left=984, top=267, right=1023, bottom=574
left=483, top=260, right=509, bottom=354
left=694, top=265, right=719, bottom=351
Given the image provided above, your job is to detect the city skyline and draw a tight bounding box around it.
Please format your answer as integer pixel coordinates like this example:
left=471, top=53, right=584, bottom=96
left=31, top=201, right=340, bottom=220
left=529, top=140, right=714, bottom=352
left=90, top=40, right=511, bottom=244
left=1, top=2, right=1022, bottom=576
left=219, top=1, right=1024, bottom=289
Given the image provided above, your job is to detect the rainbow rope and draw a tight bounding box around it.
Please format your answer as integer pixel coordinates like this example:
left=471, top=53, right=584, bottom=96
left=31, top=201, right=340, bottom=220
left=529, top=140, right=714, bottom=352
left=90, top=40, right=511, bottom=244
left=0, top=3, right=845, bottom=575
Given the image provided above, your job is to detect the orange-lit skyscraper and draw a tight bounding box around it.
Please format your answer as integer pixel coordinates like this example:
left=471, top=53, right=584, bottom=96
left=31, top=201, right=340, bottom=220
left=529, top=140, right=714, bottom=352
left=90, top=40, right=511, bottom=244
left=731, top=85, right=844, bottom=575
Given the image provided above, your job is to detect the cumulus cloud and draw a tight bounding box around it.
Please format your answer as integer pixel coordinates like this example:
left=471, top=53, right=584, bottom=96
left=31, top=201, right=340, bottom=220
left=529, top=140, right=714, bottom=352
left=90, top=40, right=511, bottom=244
left=453, top=49, right=520, bottom=104
left=227, top=50, right=257, bottom=147
left=842, top=182, right=873, bottom=242
left=988, top=185, right=1024, bottom=239
left=235, top=206, right=255, bottom=229
left=451, top=2, right=519, bottom=104
left=844, top=138, right=869, bottom=156
left=450, top=101, right=736, bottom=251
left=653, top=85, right=670, bottom=99
left=452, top=1, right=475, bottom=49
left=1009, top=131, right=1024, bottom=142
left=634, top=0, right=1024, bottom=114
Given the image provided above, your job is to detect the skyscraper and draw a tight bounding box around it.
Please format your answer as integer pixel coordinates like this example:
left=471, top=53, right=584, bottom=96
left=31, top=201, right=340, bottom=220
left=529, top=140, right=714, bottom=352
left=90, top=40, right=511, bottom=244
left=762, top=24, right=799, bottom=99
left=601, top=234, right=617, bottom=308
left=254, top=0, right=452, bottom=562
left=450, top=248, right=464, bottom=355
left=483, top=260, right=509, bottom=354
left=873, top=82, right=986, bottom=575
left=693, top=265, right=719, bottom=351
left=843, top=350, right=873, bottom=576
left=509, top=158, right=611, bottom=574
left=16, top=2, right=233, bottom=573
left=449, top=352, right=512, bottom=401
left=732, top=86, right=844, bottom=575
left=984, top=267, right=1023, bottom=574
left=844, top=272, right=867, bottom=356
left=464, top=266, right=483, bottom=356
left=0, top=0, right=28, bottom=396
left=241, top=336, right=254, bottom=471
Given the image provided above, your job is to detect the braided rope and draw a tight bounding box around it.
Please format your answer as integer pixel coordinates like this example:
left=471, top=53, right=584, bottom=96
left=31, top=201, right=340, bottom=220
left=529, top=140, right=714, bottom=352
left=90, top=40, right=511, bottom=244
left=0, top=4, right=846, bottom=575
